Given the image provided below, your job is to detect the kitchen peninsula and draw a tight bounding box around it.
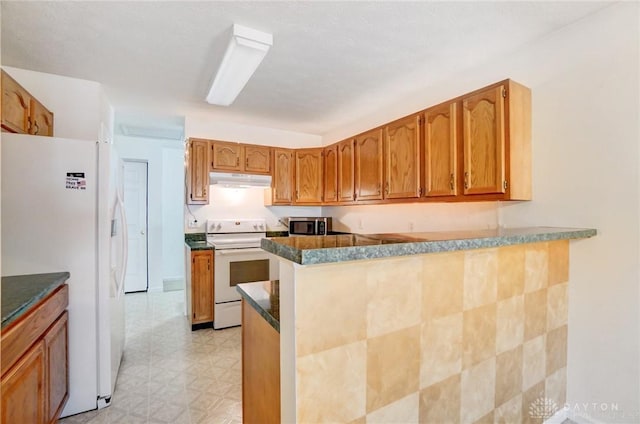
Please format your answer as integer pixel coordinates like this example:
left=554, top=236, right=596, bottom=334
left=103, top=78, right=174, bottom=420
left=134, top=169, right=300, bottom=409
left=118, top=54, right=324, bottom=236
left=252, top=227, right=596, bottom=423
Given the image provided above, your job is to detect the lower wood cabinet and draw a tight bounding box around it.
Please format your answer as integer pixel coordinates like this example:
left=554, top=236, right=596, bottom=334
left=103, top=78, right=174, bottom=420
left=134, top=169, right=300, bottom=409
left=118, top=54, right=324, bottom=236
left=241, top=300, right=280, bottom=423
left=1, top=340, right=46, bottom=424
left=186, top=247, right=214, bottom=330
left=1, top=284, right=69, bottom=424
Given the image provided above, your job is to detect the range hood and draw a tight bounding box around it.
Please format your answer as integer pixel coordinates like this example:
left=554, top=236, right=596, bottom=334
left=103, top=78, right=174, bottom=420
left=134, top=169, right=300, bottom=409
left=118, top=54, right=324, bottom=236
left=209, top=172, right=272, bottom=188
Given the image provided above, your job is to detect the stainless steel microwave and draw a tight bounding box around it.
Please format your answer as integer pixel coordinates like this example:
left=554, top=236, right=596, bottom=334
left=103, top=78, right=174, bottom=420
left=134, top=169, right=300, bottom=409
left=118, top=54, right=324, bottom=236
left=287, top=217, right=332, bottom=236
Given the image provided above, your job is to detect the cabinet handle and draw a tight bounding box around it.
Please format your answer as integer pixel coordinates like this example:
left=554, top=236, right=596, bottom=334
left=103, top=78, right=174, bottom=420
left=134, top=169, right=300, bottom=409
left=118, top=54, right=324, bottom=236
left=464, top=172, right=469, bottom=189
left=27, top=117, right=32, bottom=132
left=236, top=158, right=239, bottom=166
left=384, top=182, right=389, bottom=195
left=33, top=120, right=40, bottom=135
left=450, top=174, right=455, bottom=191
left=245, top=158, right=249, bottom=168
left=377, top=182, right=381, bottom=195
left=203, top=186, right=207, bottom=195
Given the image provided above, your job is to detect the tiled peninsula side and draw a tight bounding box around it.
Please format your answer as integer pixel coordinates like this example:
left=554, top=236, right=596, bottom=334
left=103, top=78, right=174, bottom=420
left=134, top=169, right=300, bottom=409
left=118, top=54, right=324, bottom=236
left=262, top=228, right=596, bottom=423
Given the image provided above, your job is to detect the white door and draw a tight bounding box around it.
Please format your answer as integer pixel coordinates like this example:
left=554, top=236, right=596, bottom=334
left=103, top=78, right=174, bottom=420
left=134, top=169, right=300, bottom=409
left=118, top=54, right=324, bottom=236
left=123, top=160, right=148, bottom=292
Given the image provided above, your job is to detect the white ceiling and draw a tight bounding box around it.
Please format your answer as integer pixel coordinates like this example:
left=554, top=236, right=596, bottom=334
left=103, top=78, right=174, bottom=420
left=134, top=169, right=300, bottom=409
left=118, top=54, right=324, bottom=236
left=1, top=1, right=613, bottom=136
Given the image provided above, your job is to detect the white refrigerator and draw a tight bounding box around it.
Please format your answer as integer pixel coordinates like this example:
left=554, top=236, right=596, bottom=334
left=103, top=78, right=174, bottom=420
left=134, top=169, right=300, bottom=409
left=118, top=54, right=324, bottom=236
left=1, top=133, right=127, bottom=417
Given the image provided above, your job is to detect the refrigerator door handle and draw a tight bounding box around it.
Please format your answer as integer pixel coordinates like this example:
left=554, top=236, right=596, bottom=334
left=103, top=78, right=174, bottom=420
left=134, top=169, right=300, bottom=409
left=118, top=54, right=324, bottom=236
left=116, top=190, right=128, bottom=296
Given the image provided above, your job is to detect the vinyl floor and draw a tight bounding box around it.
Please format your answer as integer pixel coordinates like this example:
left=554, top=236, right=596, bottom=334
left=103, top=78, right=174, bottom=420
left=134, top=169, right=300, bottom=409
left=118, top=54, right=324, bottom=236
left=59, top=290, right=242, bottom=424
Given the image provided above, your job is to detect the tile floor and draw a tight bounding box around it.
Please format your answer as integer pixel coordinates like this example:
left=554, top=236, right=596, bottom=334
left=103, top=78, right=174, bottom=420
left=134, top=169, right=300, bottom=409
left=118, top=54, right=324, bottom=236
left=59, top=290, right=242, bottom=424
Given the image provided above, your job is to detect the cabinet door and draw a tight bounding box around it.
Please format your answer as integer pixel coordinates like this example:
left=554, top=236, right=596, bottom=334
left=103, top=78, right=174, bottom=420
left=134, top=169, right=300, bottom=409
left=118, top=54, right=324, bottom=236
left=1, top=70, right=31, bottom=134
left=272, top=149, right=294, bottom=205
left=29, top=98, right=54, bottom=137
left=384, top=114, right=421, bottom=199
left=44, top=311, right=68, bottom=423
left=323, top=144, right=338, bottom=203
left=355, top=129, right=383, bottom=201
left=1, top=340, right=46, bottom=424
left=337, top=139, right=355, bottom=202
left=463, top=85, right=506, bottom=195
left=425, top=102, right=457, bottom=197
left=187, top=139, right=209, bottom=204
left=244, top=145, right=271, bottom=174
left=191, top=251, right=214, bottom=324
left=211, top=141, right=242, bottom=172
left=294, top=148, right=324, bottom=204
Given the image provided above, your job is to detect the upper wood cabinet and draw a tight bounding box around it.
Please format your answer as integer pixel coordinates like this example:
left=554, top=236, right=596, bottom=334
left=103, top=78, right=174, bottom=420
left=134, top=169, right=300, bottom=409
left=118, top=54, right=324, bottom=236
left=1, top=70, right=54, bottom=136
left=424, top=102, right=458, bottom=197
left=244, top=145, right=272, bottom=174
left=323, top=144, right=338, bottom=203
left=294, top=148, right=324, bottom=204
left=462, top=80, right=531, bottom=200
left=384, top=114, right=421, bottom=199
left=337, top=139, right=355, bottom=202
left=211, top=141, right=242, bottom=172
left=186, top=138, right=209, bottom=205
left=354, top=129, right=383, bottom=201
left=29, top=98, right=54, bottom=137
left=210, top=141, right=271, bottom=174
left=271, top=148, right=294, bottom=205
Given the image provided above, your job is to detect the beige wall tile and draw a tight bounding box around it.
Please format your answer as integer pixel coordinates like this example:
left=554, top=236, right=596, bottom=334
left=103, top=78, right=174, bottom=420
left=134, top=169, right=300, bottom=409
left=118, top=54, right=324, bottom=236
left=497, top=245, right=525, bottom=301
left=367, top=257, right=422, bottom=338
left=422, top=251, right=464, bottom=320
left=522, top=381, right=546, bottom=424
left=545, top=367, right=567, bottom=413
left=496, top=345, right=523, bottom=406
left=463, top=304, right=496, bottom=368
left=419, top=374, right=461, bottom=423
left=524, top=243, right=549, bottom=293
left=546, top=325, right=568, bottom=376
left=548, top=240, right=569, bottom=286
left=367, top=326, right=420, bottom=412
left=420, top=313, right=462, bottom=388
left=297, top=341, right=367, bottom=423
left=474, top=411, right=494, bottom=424
left=496, top=295, right=524, bottom=354
left=524, top=289, right=547, bottom=341
left=547, top=283, right=568, bottom=331
left=296, top=264, right=367, bottom=357
left=461, top=358, right=496, bottom=423
left=522, top=335, right=546, bottom=391
left=463, top=249, right=498, bottom=310
left=495, top=394, right=523, bottom=424
left=366, top=393, right=419, bottom=423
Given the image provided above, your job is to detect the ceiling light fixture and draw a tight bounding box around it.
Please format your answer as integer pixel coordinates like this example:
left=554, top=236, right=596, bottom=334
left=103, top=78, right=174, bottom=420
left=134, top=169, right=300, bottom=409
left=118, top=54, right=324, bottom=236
left=206, top=24, right=273, bottom=106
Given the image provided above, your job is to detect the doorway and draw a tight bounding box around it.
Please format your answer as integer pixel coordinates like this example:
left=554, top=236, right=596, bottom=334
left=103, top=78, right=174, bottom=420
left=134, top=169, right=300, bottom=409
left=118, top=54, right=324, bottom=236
left=123, top=160, right=149, bottom=293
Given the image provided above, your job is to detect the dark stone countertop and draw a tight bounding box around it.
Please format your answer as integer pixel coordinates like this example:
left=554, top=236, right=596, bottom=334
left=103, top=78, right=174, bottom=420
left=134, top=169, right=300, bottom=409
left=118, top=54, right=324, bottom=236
left=261, top=226, right=597, bottom=265
left=236, top=280, right=280, bottom=333
left=185, top=233, right=213, bottom=251
left=2, top=272, right=70, bottom=329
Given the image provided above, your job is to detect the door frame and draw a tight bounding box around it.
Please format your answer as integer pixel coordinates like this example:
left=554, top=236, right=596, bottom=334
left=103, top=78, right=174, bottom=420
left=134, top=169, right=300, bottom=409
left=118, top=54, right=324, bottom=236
left=123, top=159, right=149, bottom=293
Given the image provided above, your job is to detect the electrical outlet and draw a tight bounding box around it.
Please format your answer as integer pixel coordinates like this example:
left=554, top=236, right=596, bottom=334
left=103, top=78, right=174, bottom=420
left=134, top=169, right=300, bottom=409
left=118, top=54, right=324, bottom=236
left=188, top=219, right=198, bottom=228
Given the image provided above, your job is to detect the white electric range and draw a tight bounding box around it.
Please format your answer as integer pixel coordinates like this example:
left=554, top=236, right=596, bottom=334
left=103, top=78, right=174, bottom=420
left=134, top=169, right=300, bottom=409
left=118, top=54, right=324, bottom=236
left=206, top=219, right=279, bottom=329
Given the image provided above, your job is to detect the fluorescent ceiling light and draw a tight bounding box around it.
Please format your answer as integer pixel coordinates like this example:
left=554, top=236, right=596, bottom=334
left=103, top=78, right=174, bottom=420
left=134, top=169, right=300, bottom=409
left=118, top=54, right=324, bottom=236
left=206, top=24, right=273, bottom=106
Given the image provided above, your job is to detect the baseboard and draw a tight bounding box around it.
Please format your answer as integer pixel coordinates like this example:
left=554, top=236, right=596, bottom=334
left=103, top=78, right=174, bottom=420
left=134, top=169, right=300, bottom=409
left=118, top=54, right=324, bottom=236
left=163, top=277, right=184, bottom=292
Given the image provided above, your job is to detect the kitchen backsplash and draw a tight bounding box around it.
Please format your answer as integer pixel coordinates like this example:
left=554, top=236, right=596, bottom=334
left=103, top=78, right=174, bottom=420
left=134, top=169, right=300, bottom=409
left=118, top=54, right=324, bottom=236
left=184, top=185, right=321, bottom=233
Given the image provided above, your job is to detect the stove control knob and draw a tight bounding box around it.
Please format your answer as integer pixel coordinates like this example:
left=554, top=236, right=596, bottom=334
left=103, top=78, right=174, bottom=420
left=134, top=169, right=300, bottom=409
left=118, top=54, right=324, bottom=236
left=259, top=224, right=265, bottom=230
left=216, top=223, right=222, bottom=231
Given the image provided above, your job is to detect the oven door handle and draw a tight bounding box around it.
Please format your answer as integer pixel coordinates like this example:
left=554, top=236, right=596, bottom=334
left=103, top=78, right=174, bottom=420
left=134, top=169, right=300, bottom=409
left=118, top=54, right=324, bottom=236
left=215, top=248, right=266, bottom=255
